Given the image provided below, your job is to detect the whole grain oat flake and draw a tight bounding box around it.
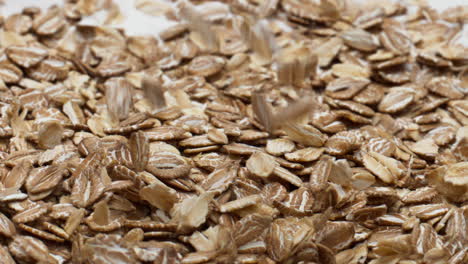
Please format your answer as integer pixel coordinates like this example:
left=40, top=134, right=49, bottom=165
left=0, top=0, right=466, bottom=263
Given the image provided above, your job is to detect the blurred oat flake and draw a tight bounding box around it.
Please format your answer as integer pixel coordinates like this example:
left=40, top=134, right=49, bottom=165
left=0, top=0, right=466, bottom=44
left=0, top=0, right=177, bottom=36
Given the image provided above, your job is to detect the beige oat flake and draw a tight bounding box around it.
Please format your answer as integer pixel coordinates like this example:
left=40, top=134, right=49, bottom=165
left=0, top=0, right=465, bottom=262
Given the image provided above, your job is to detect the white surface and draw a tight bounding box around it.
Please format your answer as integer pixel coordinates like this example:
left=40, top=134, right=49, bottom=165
left=79, top=0, right=177, bottom=37
left=425, top=0, right=467, bottom=10
left=1, top=0, right=467, bottom=42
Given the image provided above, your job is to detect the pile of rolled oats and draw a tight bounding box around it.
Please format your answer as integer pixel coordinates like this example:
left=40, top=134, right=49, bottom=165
left=0, top=0, right=467, bottom=263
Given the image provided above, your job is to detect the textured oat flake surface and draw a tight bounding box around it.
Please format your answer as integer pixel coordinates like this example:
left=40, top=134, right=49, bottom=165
left=2, top=0, right=467, bottom=40
left=0, top=0, right=467, bottom=263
